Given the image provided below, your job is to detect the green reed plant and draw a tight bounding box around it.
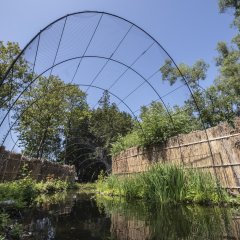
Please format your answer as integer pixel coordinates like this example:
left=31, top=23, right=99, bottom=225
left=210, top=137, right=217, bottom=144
left=120, top=175, right=143, bottom=200
left=97, top=163, right=229, bottom=204
left=141, top=164, right=186, bottom=203
left=186, top=168, right=228, bottom=203
left=96, top=174, right=120, bottom=196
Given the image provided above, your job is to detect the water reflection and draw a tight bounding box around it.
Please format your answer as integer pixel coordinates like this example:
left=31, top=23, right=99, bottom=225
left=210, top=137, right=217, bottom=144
left=21, top=191, right=240, bottom=240
left=98, top=198, right=235, bottom=240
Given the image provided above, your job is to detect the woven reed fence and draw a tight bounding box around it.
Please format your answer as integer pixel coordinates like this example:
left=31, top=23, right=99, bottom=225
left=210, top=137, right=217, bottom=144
left=112, top=118, right=240, bottom=189
left=0, top=147, right=76, bottom=182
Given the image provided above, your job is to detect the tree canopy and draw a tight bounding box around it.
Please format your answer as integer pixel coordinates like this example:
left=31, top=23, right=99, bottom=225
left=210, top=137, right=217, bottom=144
left=14, top=76, right=87, bottom=160
left=0, top=41, right=32, bottom=109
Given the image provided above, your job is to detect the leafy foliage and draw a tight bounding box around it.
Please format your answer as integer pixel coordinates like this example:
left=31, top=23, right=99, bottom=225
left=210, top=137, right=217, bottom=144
left=160, top=59, right=209, bottom=89
left=219, top=0, right=240, bottom=29
left=111, top=102, right=198, bottom=155
left=64, top=90, right=134, bottom=180
left=0, top=177, right=36, bottom=208
left=110, top=131, right=141, bottom=156
left=0, top=177, right=72, bottom=209
left=140, top=102, right=198, bottom=144
left=14, top=76, right=87, bottom=160
left=0, top=213, right=23, bottom=240
left=0, top=41, right=32, bottom=109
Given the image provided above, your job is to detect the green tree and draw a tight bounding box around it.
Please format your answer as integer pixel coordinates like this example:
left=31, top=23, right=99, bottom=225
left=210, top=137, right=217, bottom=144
left=62, top=110, right=97, bottom=180
left=200, top=2, right=240, bottom=125
left=160, top=37, right=240, bottom=127
left=14, top=76, right=87, bottom=160
left=0, top=41, right=32, bottom=109
left=185, top=85, right=236, bottom=128
left=219, top=0, right=240, bottom=29
left=90, top=90, right=133, bottom=152
left=63, top=90, right=134, bottom=180
left=160, top=59, right=209, bottom=90
left=111, top=102, right=198, bottom=155
left=214, top=38, right=240, bottom=118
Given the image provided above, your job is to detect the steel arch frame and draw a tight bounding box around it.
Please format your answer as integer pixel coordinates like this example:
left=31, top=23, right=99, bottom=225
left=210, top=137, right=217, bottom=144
left=0, top=10, right=215, bottom=170
left=1, top=54, right=186, bottom=163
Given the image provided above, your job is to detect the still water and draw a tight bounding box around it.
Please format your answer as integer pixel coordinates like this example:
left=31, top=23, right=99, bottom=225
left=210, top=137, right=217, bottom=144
left=22, top=191, right=240, bottom=240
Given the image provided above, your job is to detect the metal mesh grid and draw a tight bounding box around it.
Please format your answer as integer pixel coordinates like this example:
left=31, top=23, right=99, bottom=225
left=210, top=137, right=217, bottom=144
left=0, top=11, right=214, bottom=176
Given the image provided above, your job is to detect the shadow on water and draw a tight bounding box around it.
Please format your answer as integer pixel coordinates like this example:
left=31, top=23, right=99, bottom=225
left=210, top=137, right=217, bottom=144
left=21, top=191, right=240, bottom=240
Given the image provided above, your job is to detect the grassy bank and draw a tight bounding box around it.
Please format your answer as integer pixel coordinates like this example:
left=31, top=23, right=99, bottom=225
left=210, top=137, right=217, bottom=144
left=0, top=177, right=74, bottom=239
left=0, top=177, right=74, bottom=209
left=96, top=164, right=232, bottom=205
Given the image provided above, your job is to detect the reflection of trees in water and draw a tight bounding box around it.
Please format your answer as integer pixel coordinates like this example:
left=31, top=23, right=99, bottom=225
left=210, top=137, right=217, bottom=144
left=20, top=193, right=240, bottom=239
left=54, top=193, right=111, bottom=239
left=96, top=196, right=240, bottom=240
left=30, top=217, right=56, bottom=240
left=22, top=192, right=112, bottom=240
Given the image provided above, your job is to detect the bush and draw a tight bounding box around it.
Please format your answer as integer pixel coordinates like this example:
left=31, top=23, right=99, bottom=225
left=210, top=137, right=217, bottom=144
left=35, top=178, right=69, bottom=193
left=111, top=102, right=199, bottom=156
left=111, top=131, right=141, bottom=156
left=0, top=177, right=71, bottom=208
left=0, top=178, right=36, bottom=208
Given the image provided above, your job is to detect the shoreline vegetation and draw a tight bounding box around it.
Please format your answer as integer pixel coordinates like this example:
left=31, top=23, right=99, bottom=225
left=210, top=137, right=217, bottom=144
left=96, top=163, right=239, bottom=206
left=1, top=163, right=240, bottom=239
left=0, top=177, right=75, bottom=209
left=0, top=177, right=75, bottom=240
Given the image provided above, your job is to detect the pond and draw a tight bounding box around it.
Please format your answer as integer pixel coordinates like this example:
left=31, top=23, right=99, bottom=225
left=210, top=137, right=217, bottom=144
left=21, top=190, right=240, bottom=240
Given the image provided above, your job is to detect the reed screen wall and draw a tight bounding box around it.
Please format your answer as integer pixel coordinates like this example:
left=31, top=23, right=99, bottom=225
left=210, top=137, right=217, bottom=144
left=112, top=119, right=240, bottom=189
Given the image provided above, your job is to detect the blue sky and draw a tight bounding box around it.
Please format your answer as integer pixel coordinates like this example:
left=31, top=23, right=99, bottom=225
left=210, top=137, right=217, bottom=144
left=0, top=0, right=237, bottom=105
left=0, top=0, right=237, bottom=151
left=0, top=0, right=236, bottom=72
left=0, top=0, right=237, bottom=112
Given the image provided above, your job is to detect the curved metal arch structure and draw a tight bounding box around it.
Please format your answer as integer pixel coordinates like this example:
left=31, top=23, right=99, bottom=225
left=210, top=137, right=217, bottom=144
left=0, top=11, right=215, bottom=178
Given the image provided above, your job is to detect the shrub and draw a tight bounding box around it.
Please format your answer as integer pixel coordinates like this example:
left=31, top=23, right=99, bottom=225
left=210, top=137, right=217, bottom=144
left=0, top=177, right=36, bottom=208
left=0, top=177, right=71, bottom=208
left=35, top=178, right=70, bottom=193
left=111, top=131, right=141, bottom=156
left=111, top=102, right=199, bottom=156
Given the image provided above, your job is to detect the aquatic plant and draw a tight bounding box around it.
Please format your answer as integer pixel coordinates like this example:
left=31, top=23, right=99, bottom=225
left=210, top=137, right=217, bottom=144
left=96, top=163, right=229, bottom=204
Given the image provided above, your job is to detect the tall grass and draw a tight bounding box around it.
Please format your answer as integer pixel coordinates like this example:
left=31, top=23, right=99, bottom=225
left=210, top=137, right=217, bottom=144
left=96, top=164, right=229, bottom=204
